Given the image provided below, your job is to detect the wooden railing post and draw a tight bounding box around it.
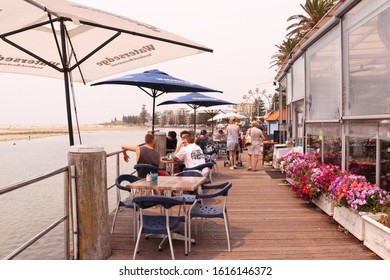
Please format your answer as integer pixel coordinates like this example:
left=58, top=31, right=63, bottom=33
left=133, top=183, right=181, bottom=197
left=68, top=146, right=111, bottom=260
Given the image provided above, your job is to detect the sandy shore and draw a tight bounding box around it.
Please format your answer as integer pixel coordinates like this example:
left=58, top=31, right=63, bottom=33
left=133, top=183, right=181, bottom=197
left=0, top=124, right=145, bottom=142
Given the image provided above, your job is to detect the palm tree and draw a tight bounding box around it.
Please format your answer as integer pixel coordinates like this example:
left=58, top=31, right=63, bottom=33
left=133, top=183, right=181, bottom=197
left=270, top=0, right=336, bottom=69
left=270, top=37, right=300, bottom=68
left=286, top=0, right=336, bottom=39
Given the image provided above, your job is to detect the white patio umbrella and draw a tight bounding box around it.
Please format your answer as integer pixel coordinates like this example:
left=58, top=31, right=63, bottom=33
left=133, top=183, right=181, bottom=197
left=197, top=105, right=236, bottom=133
left=157, top=92, right=232, bottom=133
left=0, top=0, right=212, bottom=145
left=196, top=105, right=236, bottom=115
left=208, top=112, right=246, bottom=122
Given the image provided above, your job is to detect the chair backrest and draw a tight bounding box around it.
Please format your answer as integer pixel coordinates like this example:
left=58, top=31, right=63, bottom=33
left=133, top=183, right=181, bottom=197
left=204, top=143, right=218, bottom=155
left=196, top=181, right=232, bottom=199
left=115, top=174, right=141, bottom=192
left=133, top=196, right=184, bottom=210
left=134, top=163, right=159, bottom=178
left=175, top=170, right=203, bottom=177
left=183, top=162, right=214, bottom=171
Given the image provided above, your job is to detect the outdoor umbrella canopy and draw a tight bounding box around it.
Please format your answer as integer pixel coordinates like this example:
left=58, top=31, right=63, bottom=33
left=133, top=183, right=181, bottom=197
left=91, top=69, right=223, bottom=132
left=209, top=112, right=246, bottom=122
left=196, top=105, right=236, bottom=133
left=157, top=92, right=233, bottom=132
left=0, top=0, right=213, bottom=145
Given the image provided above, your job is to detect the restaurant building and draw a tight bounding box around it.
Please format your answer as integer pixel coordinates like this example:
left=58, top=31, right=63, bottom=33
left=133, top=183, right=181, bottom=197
left=275, top=0, right=390, bottom=190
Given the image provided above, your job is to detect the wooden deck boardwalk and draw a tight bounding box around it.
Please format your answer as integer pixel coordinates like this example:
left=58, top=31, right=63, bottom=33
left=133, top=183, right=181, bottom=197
left=108, top=152, right=380, bottom=260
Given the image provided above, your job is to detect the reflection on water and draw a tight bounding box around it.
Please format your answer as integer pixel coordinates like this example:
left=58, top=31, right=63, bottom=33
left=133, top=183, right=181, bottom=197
left=0, top=128, right=163, bottom=259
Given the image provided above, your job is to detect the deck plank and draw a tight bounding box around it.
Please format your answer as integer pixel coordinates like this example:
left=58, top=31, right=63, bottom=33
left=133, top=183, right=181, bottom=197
left=108, top=152, right=380, bottom=260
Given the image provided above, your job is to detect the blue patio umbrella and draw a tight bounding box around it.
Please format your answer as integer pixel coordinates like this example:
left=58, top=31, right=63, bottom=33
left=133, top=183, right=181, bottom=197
left=157, top=92, right=234, bottom=133
left=91, top=69, right=222, bottom=132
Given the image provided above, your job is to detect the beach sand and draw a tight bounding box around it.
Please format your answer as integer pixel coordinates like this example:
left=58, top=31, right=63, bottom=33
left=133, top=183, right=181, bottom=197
left=0, top=124, right=145, bottom=142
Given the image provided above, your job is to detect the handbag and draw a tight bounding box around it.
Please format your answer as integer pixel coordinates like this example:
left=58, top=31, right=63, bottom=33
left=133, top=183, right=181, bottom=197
left=244, top=135, right=252, bottom=147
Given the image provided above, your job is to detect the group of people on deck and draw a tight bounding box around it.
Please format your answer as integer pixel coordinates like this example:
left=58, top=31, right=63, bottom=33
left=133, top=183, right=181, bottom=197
left=120, top=129, right=209, bottom=178
left=120, top=116, right=265, bottom=177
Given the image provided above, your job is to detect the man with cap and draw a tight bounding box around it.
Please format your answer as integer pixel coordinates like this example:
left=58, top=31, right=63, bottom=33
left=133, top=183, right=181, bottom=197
left=195, top=129, right=214, bottom=152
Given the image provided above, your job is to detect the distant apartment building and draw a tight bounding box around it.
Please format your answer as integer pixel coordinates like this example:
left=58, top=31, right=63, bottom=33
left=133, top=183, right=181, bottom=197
left=159, top=108, right=192, bottom=126
left=236, top=103, right=251, bottom=118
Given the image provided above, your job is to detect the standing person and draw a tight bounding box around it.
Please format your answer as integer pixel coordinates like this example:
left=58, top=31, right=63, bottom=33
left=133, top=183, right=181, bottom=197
left=226, top=117, right=241, bottom=170
left=173, top=131, right=209, bottom=176
left=246, top=120, right=265, bottom=171
left=257, top=119, right=267, bottom=139
left=121, top=133, right=160, bottom=178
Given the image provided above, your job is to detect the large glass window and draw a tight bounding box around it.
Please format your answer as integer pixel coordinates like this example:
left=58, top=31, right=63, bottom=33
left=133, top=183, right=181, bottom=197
left=286, top=71, right=292, bottom=105
left=346, top=122, right=378, bottom=185
left=379, top=121, right=390, bottom=190
left=306, top=123, right=342, bottom=166
left=306, top=25, right=341, bottom=120
left=292, top=100, right=304, bottom=147
left=343, top=0, right=390, bottom=116
left=292, top=55, right=305, bottom=102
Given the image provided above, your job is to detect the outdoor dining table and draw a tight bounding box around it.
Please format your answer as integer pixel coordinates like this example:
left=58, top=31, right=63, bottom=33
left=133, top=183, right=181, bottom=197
left=126, top=175, right=207, bottom=192
left=126, top=175, right=207, bottom=252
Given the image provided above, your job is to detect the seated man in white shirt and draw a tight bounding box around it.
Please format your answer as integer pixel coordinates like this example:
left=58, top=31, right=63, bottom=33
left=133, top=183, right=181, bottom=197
left=173, top=131, right=209, bottom=176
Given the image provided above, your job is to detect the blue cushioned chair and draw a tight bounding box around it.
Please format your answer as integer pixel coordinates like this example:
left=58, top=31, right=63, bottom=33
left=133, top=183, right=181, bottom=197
left=112, top=174, right=141, bottom=240
left=133, top=196, right=186, bottom=260
left=133, top=163, right=164, bottom=179
left=173, top=170, right=204, bottom=205
left=188, top=181, right=233, bottom=252
left=204, top=148, right=220, bottom=177
left=183, top=162, right=214, bottom=182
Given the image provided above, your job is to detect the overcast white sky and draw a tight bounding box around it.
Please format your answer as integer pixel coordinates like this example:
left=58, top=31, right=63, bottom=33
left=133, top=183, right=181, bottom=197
left=0, top=0, right=305, bottom=125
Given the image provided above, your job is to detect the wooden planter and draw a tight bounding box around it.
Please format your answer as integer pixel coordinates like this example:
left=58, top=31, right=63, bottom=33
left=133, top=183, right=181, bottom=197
left=312, top=192, right=334, bottom=216
left=362, top=214, right=390, bottom=260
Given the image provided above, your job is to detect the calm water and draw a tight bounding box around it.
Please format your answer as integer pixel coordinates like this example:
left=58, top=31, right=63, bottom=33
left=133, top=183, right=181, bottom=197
left=0, top=128, right=176, bottom=260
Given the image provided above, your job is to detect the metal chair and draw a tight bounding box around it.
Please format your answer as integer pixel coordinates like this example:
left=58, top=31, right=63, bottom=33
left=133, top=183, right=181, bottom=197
left=133, top=163, right=164, bottom=178
left=132, top=196, right=186, bottom=260
left=173, top=170, right=205, bottom=205
left=183, top=162, right=215, bottom=182
left=112, top=174, right=141, bottom=240
left=188, top=181, right=233, bottom=252
left=205, top=144, right=220, bottom=177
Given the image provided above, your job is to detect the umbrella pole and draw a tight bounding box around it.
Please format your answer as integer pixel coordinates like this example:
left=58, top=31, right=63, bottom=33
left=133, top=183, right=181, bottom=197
left=151, top=91, right=156, bottom=133
left=193, top=107, right=196, bottom=134
left=211, top=117, right=214, bottom=135
left=61, top=20, right=74, bottom=146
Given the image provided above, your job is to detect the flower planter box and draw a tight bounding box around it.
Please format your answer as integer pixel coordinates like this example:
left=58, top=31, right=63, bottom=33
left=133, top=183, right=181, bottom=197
left=362, top=215, right=390, bottom=260
left=312, top=193, right=334, bottom=216
left=333, top=207, right=384, bottom=241
left=333, top=207, right=366, bottom=241
left=285, top=177, right=295, bottom=186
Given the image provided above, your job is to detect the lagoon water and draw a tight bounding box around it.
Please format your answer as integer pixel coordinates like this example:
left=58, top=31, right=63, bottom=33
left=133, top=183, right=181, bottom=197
left=0, top=128, right=175, bottom=259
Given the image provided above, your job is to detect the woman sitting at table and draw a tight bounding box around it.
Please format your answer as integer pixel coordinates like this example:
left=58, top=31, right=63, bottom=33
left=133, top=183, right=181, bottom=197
left=121, top=133, right=160, bottom=178
left=173, top=132, right=209, bottom=176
